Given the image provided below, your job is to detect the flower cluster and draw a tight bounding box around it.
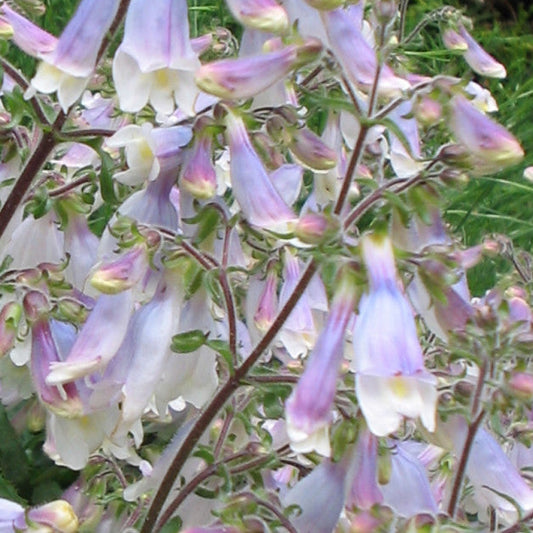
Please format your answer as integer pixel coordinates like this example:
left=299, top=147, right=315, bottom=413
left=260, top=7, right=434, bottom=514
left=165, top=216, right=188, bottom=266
left=0, top=0, right=529, bottom=531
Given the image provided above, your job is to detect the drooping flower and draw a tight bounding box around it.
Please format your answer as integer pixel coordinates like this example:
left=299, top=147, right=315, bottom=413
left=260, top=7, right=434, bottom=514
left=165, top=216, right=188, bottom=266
left=196, top=38, right=321, bottom=100
left=322, top=7, right=410, bottom=97
left=45, top=291, right=134, bottom=385
left=226, top=111, right=296, bottom=230
left=285, top=265, right=357, bottom=454
left=443, top=25, right=506, bottom=79
left=113, top=0, right=200, bottom=115
left=352, top=234, right=437, bottom=436
left=3, top=0, right=120, bottom=111
left=449, top=94, right=524, bottom=174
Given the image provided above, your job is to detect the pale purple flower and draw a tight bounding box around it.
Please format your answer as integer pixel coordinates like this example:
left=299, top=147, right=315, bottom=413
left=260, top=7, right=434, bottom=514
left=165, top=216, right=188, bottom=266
left=282, top=454, right=352, bottom=532
left=4, top=0, right=119, bottom=111
left=113, top=0, right=200, bottom=115
left=352, top=234, right=437, bottom=436
left=322, top=7, right=410, bottom=97
left=458, top=25, right=506, bottom=78
left=449, top=94, right=524, bottom=173
left=45, top=291, right=134, bottom=385
left=196, top=42, right=311, bottom=100
left=226, top=111, right=296, bottom=230
left=286, top=266, right=357, bottom=454
left=347, top=430, right=383, bottom=510
left=180, top=131, right=217, bottom=199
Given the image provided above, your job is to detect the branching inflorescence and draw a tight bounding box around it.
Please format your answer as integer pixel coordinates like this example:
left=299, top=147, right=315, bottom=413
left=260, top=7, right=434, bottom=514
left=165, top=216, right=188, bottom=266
left=0, top=0, right=530, bottom=532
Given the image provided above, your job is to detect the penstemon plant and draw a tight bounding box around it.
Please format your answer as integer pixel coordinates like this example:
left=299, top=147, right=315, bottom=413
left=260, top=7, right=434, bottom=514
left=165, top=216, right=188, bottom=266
left=0, top=0, right=530, bottom=531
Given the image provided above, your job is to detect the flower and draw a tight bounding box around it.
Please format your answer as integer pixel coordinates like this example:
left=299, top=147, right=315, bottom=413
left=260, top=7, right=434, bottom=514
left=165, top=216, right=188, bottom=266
left=226, top=111, right=296, bottom=230
left=113, top=0, right=200, bottom=115
left=352, top=234, right=437, bottom=436
left=285, top=266, right=357, bottom=454
left=3, top=0, right=120, bottom=111
left=449, top=94, right=524, bottom=174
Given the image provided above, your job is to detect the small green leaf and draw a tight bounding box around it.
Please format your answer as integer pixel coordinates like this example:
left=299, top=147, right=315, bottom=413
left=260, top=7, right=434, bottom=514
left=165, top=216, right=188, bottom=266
left=158, top=516, right=182, bottom=533
left=171, top=330, right=207, bottom=353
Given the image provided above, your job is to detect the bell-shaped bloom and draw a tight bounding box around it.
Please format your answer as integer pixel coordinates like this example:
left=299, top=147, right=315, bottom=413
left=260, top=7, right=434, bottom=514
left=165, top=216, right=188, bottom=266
left=380, top=443, right=438, bottom=517
left=352, top=234, right=437, bottom=436
left=286, top=266, right=357, bottom=455
left=444, top=25, right=506, bottom=79
left=282, top=454, right=352, bottom=532
left=153, top=289, right=219, bottom=413
left=196, top=41, right=315, bottom=100
left=3, top=1, right=119, bottom=111
left=347, top=430, right=384, bottom=510
left=322, top=7, right=410, bottom=97
left=451, top=421, right=533, bottom=525
left=117, top=270, right=184, bottom=431
left=106, top=123, right=192, bottom=186
left=226, top=111, right=296, bottom=230
left=113, top=0, right=200, bottom=115
left=388, top=100, right=425, bottom=179
left=45, top=291, right=134, bottom=385
left=449, top=94, right=524, bottom=174
left=24, top=293, right=82, bottom=416
left=278, top=251, right=317, bottom=358
left=226, top=0, right=289, bottom=33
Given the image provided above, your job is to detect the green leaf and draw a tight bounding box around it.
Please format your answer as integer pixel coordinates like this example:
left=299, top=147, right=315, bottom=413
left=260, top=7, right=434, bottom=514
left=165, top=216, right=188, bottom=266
left=158, top=516, right=183, bottom=533
left=98, top=151, right=118, bottom=204
left=0, top=405, right=30, bottom=492
left=171, top=330, right=207, bottom=353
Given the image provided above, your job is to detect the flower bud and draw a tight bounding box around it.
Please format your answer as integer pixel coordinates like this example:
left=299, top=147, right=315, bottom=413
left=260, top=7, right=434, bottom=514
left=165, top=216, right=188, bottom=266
left=226, top=0, right=290, bottom=34
left=90, top=245, right=150, bottom=294
left=23, top=291, right=49, bottom=322
left=442, top=28, right=468, bottom=51
left=180, top=133, right=217, bottom=199
left=413, top=96, right=442, bottom=125
left=24, top=500, right=79, bottom=533
left=295, top=212, right=339, bottom=244
left=195, top=45, right=298, bottom=100
left=509, top=372, right=533, bottom=397
left=523, top=166, right=533, bottom=182
left=0, top=17, right=13, bottom=39
left=288, top=127, right=337, bottom=172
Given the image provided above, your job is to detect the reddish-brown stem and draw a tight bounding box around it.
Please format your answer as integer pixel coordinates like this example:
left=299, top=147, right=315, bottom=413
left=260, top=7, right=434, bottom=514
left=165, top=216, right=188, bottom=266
left=0, top=112, right=66, bottom=240
left=140, top=259, right=318, bottom=533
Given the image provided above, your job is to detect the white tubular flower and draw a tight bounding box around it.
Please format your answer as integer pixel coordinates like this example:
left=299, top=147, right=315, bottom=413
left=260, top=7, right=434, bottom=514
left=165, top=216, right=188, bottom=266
left=352, top=234, right=437, bottom=436
left=113, top=0, right=200, bottom=116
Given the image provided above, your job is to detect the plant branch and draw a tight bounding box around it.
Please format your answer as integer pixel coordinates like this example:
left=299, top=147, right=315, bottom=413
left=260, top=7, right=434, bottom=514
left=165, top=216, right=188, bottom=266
left=0, top=111, right=66, bottom=240
left=140, top=258, right=318, bottom=532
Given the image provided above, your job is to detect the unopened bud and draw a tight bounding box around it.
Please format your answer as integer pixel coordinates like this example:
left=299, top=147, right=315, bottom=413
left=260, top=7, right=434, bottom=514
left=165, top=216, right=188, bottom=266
left=295, top=212, right=339, bottom=244
left=414, top=96, right=442, bottom=125
left=374, top=0, right=397, bottom=24
left=23, top=291, right=49, bottom=322
left=181, top=134, right=217, bottom=199
left=523, top=166, right=533, bottom=182
left=294, top=37, right=323, bottom=67
left=509, top=373, right=533, bottom=397
left=90, top=245, right=149, bottom=294
left=288, top=127, right=337, bottom=172
left=25, top=500, right=79, bottom=533
left=227, top=0, right=290, bottom=34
